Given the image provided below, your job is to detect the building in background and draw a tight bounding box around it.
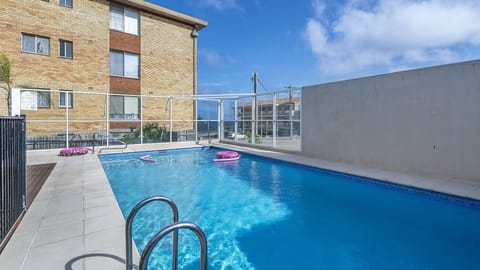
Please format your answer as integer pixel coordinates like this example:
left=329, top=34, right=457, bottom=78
left=234, top=96, right=301, bottom=138
left=0, top=0, right=207, bottom=143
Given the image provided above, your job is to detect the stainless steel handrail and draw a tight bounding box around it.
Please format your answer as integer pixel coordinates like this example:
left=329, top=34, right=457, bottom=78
left=139, top=222, right=208, bottom=270
left=125, top=196, right=179, bottom=270
left=95, top=133, right=128, bottom=154
left=97, top=139, right=127, bottom=153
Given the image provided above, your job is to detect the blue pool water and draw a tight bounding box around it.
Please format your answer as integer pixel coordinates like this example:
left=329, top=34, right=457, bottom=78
left=99, top=147, right=480, bottom=270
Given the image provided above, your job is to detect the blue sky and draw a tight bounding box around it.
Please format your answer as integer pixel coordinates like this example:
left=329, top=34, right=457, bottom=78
left=149, top=0, right=480, bottom=96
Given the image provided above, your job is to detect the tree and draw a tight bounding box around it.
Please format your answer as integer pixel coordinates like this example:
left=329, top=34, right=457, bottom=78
left=0, top=53, right=12, bottom=116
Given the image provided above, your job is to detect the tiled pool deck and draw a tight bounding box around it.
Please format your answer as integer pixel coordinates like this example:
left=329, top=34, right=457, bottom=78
left=1, top=141, right=479, bottom=269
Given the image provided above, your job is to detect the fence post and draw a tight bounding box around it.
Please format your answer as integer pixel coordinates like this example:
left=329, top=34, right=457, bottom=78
left=140, top=95, right=143, bottom=145
left=273, top=93, right=277, bottom=148
left=169, top=97, right=173, bottom=143
left=195, top=98, right=198, bottom=142
left=65, top=91, right=69, bottom=149
left=106, top=93, right=110, bottom=147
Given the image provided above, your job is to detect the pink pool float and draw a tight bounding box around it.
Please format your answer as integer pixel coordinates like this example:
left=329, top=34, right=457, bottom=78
left=59, top=147, right=90, bottom=156
left=140, top=155, right=156, bottom=162
left=214, top=151, right=240, bottom=162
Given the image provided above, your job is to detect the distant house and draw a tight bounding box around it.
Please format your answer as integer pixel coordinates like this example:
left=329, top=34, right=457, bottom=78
left=0, top=0, right=207, bottom=137
left=236, top=97, right=301, bottom=137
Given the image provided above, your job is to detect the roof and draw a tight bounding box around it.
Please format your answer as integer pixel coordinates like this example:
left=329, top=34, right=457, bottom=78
left=111, top=0, right=208, bottom=30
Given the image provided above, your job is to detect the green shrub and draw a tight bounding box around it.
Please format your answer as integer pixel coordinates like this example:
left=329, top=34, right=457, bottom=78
left=121, top=123, right=169, bottom=143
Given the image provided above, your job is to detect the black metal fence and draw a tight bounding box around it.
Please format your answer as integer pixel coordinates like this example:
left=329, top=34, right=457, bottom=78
left=0, top=116, right=26, bottom=250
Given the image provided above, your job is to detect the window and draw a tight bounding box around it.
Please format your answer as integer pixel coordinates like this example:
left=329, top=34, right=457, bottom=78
left=36, top=91, right=50, bottom=107
left=59, top=40, right=73, bottom=59
left=22, top=34, right=50, bottom=55
left=59, top=91, right=73, bottom=108
left=20, top=89, right=50, bottom=110
left=110, top=50, right=139, bottom=78
left=59, top=0, right=72, bottom=7
left=110, top=95, right=140, bottom=119
left=110, top=4, right=139, bottom=35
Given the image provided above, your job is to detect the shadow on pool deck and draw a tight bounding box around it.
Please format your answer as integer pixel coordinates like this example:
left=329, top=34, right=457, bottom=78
left=64, top=253, right=138, bottom=270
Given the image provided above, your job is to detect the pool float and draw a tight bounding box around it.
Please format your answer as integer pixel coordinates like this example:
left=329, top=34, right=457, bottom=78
left=214, top=151, right=240, bottom=162
left=59, top=147, right=90, bottom=156
left=140, top=155, right=156, bottom=162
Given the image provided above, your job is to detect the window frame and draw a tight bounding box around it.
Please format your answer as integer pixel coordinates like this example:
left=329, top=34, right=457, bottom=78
left=109, top=3, right=139, bottom=35
left=58, top=39, right=73, bottom=59
left=110, top=50, right=140, bottom=79
left=37, top=90, right=51, bottom=108
left=21, top=33, right=50, bottom=56
left=109, top=95, right=140, bottom=120
left=59, top=91, right=73, bottom=108
left=59, top=0, right=72, bottom=8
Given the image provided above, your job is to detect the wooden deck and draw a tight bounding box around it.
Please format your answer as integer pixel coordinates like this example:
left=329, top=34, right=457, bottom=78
left=26, top=163, right=56, bottom=208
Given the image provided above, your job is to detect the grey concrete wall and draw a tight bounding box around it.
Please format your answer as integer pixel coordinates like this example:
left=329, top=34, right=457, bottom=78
left=302, top=60, right=480, bottom=181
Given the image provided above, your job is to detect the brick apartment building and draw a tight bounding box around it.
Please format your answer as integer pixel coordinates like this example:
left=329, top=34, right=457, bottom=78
left=0, top=0, right=207, bottom=137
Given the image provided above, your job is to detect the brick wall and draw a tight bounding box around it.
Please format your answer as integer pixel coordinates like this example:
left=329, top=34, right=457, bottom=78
left=0, top=91, right=7, bottom=116
left=141, top=13, right=196, bottom=130
left=0, top=0, right=110, bottom=92
left=110, top=30, right=140, bottom=53
left=0, top=0, right=198, bottom=133
left=0, top=0, right=110, bottom=125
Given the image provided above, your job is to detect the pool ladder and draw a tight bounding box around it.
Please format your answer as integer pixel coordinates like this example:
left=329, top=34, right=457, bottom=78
left=125, top=196, right=208, bottom=270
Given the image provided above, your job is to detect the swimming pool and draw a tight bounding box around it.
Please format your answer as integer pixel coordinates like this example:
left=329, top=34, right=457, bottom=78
left=99, top=147, right=480, bottom=270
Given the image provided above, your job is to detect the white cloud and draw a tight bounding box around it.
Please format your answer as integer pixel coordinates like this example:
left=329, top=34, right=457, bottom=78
left=312, top=0, right=326, bottom=18
left=199, top=49, right=223, bottom=67
left=304, top=0, right=480, bottom=76
left=198, top=0, right=242, bottom=11
left=199, top=49, right=236, bottom=68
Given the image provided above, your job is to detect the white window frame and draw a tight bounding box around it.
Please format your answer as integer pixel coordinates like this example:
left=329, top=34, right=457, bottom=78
left=59, top=0, right=72, bottom=8
left=21, top=33, right=50, bottom=55
left=20, top=89, right=51, bottom=108
left=58, top=39, right=73, bottom=59
left=109, top=95, right=140, bottom=119
left=59, top=91, right=73, bottom=108
left=110, top=50, right=139, bottom=79
left=109, top=3, right=139, bottom=35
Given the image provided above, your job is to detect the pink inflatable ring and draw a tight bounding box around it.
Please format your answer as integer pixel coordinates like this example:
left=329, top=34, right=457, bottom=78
left=59, top=147, right=89, bottom=156
left=214, top=151, right=240, bottom=162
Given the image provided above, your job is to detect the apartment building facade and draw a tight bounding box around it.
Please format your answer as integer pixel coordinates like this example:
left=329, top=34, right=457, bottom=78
left=0, top=0, right=207, bottom=137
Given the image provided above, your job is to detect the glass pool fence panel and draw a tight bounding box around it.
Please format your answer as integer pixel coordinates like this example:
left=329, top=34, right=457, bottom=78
left=171, top=120, right=197, bottom=142
left=171, top=98, right=197, bottom=142
left=220, top=89, right=301, bottom=151
left=109, top=93, right=141, bottom=146
left=222, top=100, right=235, bottom=141
left=22, top=90, right=108, bottom=150
left=139, top=96, right=170, bottom=144
left=19, top=89, right=299, bottom=150
left=71, top=91, right=109, bottom=148
left=139, top=121, right=170, bottom=143
left=224, top=96, right=254, bottom=143
left=197, top=99, right=219, bottom=141
left=273, top=90, right=301, bottom=151
left=255, top=93, right=275, bottom=148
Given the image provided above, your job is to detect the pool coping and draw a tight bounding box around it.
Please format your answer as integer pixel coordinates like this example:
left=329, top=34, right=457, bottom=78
left=1, top=141, right=479, bottom=269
